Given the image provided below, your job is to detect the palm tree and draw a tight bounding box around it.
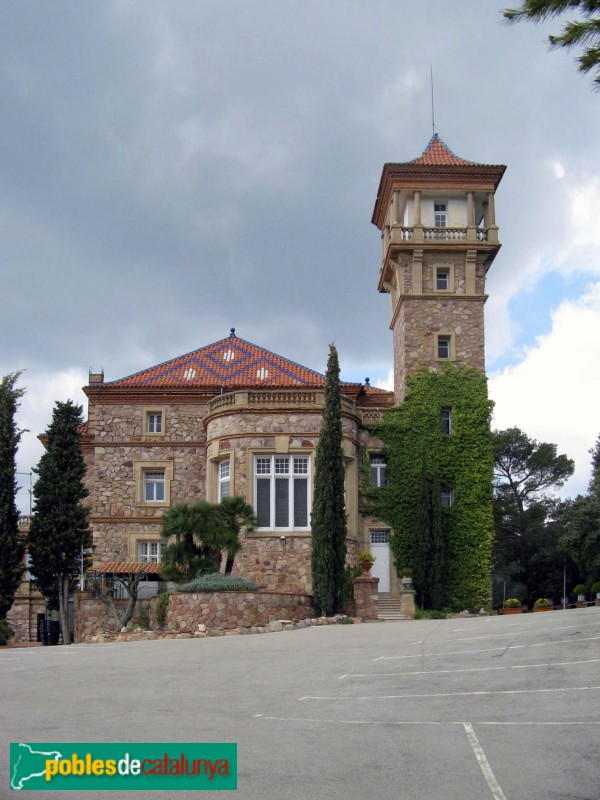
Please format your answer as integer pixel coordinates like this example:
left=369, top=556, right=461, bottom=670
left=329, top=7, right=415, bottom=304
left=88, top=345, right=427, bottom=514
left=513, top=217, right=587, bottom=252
left=160, top=501, right=230, bottom=582
left=217, top=496, right=256, bottom=574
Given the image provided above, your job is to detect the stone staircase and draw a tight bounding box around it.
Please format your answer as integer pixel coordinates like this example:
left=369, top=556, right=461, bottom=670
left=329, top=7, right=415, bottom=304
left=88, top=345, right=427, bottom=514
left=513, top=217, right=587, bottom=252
left=377, top=593, right=410, bottom=620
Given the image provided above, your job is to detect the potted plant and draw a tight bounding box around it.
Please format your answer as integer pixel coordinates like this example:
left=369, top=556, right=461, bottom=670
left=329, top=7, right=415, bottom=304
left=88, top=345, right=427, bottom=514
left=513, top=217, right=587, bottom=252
left=357, top=551, right=375, bottom=574
left=398, top=567, right=413, bottom=589
left=533, top=598, right=554, bottom=612
left=573, top=583, right=587, bottom=608
left=503, top=598, right=522, bottom=614
left=591, top=581, right=600, bottom=607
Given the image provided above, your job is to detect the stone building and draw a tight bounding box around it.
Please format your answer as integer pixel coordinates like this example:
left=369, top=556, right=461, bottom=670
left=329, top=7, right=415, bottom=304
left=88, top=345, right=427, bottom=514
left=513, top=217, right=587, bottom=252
left=82, top=331, right=395, bottom=596
left=7, top=134, right=504, bottom=640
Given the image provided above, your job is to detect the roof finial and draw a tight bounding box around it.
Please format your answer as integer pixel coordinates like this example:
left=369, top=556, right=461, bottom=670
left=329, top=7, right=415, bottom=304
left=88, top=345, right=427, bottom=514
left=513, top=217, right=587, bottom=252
left=230, top=328, right=236, bottom=337
left=365, top=377, right=370, bottom=385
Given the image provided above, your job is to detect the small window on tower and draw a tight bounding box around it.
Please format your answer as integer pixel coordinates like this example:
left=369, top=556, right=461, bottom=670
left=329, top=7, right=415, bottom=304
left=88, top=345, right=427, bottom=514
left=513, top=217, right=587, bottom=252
left=441, top=408, right=452, bottom=435
left=437, top=335, right=451, bottom=359
left=441, top=488, right=453, bottom=507
left=434, top=201, right=448, bottom=227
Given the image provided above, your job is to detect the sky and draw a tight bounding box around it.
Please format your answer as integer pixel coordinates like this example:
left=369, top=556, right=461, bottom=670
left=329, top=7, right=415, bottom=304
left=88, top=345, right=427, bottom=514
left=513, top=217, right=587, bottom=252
left=2, top=0, right=598, bottom=513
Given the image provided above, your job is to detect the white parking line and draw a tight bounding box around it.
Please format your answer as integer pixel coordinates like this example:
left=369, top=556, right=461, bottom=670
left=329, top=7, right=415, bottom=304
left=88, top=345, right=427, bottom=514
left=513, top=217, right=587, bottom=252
left=452, top=617, right=600, bottom=633
left=373, top=635, right=600, bottom=660
left=339, top=657, right=600, bottom=679
left=298, top=686, right=600, bottom=702
left=255, top=714, right=600, bottom=727
left=463, top=722, right=506, bottom=800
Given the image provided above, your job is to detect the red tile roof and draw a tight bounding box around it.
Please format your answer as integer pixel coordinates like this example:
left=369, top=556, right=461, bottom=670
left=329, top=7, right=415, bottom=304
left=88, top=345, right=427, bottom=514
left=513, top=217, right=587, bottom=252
left=92, top=562, right=161, bottom=574
left=106, top=331, right=328, bottom=389
left=409, top=133, right=475, bottom=166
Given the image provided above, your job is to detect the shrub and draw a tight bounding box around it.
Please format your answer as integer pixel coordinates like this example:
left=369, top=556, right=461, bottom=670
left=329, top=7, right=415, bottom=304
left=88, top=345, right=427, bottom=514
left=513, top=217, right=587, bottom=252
left=398, top=567, right=413, bottom=579
left=178, top=573, right=258, bottom=593
left=573, top=584, right=587, bottom=597
left=0, top=618, right=14, bottom=645
left=534, top=598, right=552, bottom=608
left=154, top=592, right=171, bottom=629
left=344, top=564, right=361, bottom=599
left=356, top=551, right=375, bottom=564
left=504, top=598, right=521, bottom=608
left=591, top=581, right=600, bottom=595
left=414, top=608, right=448, bottom=620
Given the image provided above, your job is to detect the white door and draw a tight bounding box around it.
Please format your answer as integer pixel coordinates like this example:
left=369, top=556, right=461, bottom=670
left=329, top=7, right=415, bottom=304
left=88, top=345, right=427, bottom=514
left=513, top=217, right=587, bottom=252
left=370, top=530, right=390, bottom=593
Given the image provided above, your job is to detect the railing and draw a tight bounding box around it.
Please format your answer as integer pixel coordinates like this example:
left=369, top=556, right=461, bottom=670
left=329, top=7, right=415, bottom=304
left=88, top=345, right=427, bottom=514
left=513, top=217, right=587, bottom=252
left=398, top=227, right=413, bottom=240
left=361, top=409, right=386, bottom=425
left=423, top=227, right=467, bottom=241
left=248, top=391, right=318, bottom=406
left=207, top=393, right=237, bottom=413
left=208, top=391, right=358, bottom=416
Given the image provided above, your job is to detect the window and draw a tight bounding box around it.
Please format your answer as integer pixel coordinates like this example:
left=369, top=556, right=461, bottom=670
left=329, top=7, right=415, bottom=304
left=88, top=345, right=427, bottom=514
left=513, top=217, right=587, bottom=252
left=441, top=408, right=452, bottom=435
left=370, top=455, right=388, bottom=488
left=134, top=460, right=173, bottom=506
left=147, top=412, right=162, bottom=434
left=437, top=336, right=451, bottom=359
left=254, top=455, right=310, bottom=530
left=436, top=269, right=449, bottom=291
left=138, top=541, right=164, bottom=563
left=218, top=460, right=231, bottom=500
left=143, top=408, right=166, bottom=437
left=434, top=201, right=448, bottom=227
left=441, top=488, right=453, bottom=507
left=144, top=470, right=165, bottom=502
left=370, top=530, right=389, bottom=545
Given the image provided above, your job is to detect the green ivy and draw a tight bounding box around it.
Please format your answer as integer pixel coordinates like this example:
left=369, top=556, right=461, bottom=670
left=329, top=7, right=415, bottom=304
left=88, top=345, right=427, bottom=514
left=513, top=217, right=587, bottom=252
left=368, top=364, right=494, bottom=610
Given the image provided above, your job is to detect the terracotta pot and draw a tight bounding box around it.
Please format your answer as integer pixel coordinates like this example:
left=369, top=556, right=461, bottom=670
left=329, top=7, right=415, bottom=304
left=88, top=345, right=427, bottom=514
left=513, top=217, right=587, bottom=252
left=503, top=607, right=523, bottom=614
left=533, top=606, right=554, bottom=612
left=358, top=562, right=373, bottom=574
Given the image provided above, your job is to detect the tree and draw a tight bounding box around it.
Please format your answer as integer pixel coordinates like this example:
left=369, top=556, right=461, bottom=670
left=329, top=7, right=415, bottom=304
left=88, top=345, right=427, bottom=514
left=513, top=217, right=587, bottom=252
left=0, top=372, right=26, bottom=622
left=217, top=495, right=256, bottom=575
left=492, top=427, right=575, bottom=605
left=159, top=500, right=244, bottom=583
left=556, top=432, right=600, bottom=585
left=503, top=1, right=600, bottom=89
left=89, top=567, right=152, bottom=631
left=28, top=401, right=91, bottom=644
left=311, top=344, right=347, bottom=616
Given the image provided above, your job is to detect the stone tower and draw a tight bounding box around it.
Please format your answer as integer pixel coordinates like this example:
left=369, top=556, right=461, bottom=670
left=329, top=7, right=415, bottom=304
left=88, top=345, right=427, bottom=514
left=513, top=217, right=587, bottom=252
left=372, top=134, right=506, bottom=403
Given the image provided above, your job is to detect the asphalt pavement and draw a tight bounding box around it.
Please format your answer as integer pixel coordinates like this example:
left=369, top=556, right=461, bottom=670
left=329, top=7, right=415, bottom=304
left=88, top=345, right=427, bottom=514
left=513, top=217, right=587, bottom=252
left=1, top=607, right=599, bottom=799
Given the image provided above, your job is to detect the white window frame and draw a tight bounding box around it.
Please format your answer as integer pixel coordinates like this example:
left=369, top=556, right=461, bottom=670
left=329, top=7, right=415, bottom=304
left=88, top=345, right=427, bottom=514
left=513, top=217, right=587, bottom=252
left=143, top=408, right=166, bottom=438
left=144, top=470, right=165, bottom=502
left=138, top=541, right=164, bottom=563
left=254, top=454, right=311, bottom=531
left=370, top=455, right=388, bottom=488
left=218, top=459, right=231, bottom=501
left=434, top=264, right=454, bottom=293
left=434, top=201, right=448, bottom=228
left=134, top=460, right=173, bottom=507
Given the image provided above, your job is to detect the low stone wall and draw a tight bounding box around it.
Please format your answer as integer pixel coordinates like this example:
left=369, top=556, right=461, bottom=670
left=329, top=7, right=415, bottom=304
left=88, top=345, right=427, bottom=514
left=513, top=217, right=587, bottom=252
left=151, top=590, right=315, bottom=633
left=73, top=592, right=152, bottom=643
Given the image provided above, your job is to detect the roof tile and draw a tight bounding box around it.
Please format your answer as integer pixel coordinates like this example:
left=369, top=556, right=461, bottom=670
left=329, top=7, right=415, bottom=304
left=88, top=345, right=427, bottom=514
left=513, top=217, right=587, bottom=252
left=409, top=133, right=475, bottom=166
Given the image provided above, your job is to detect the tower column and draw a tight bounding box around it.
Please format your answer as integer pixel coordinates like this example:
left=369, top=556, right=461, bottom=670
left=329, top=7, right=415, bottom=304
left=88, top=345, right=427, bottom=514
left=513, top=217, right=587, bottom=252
left=392, top=190, right=400, bottom=225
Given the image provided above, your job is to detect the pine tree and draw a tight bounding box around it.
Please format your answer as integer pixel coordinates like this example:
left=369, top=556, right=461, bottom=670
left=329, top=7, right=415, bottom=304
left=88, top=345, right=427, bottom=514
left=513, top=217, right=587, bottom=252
left=311, top=344, right=347, bottom=615
left=0, top=372, right=26, bottom=621
left=28, top=401, right=90, bottom=644
left=503, top=1, right=600, bottom=88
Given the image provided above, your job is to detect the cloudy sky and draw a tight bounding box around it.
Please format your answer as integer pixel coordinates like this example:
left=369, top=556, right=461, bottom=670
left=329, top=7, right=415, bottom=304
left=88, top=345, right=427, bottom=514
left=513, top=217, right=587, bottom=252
left=2, top=0, right=598, bottom=512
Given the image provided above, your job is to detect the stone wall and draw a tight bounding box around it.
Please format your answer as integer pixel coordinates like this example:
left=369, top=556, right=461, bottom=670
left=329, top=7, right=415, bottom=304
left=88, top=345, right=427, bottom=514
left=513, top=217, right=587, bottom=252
left=73, top=591, right=152, bottom=643
left=151, top=590, right=315, bottom=633
left=5, top=584, right=46, bottom=643
left=233, top=535, right=312, bottom=593
left=73, top=590, right=315, bottom=641
left=353, top=575, right=379, bottom=620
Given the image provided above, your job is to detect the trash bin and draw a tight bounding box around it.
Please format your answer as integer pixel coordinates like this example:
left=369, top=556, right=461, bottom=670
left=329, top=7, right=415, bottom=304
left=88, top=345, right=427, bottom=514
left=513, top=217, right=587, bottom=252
left=38, top=619, right=49, bottom=645
left=47, top=620, right=61, bottom=646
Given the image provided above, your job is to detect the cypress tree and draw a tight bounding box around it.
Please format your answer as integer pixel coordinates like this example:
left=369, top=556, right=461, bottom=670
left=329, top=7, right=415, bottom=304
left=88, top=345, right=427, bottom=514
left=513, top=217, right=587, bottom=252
left=28, top=400, right=90, bottom=644
left=0, top=372, right=26, bottom=621
left=311, top=344, right=347, bottom=615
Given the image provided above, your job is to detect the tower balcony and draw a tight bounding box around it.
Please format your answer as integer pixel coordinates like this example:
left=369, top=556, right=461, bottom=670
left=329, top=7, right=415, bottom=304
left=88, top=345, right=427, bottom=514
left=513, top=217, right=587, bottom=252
left=386, top=223, right=497, bottom=246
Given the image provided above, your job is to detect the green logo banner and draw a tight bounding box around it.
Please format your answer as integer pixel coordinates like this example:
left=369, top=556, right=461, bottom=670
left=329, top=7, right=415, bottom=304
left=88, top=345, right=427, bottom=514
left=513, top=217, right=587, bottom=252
left=10, top=742, right=237, bottom=791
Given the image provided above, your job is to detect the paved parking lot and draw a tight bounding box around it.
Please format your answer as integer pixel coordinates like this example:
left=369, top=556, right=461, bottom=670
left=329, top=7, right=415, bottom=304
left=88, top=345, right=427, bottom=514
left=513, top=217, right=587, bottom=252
left=2, top=607, right=599, bottom=799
